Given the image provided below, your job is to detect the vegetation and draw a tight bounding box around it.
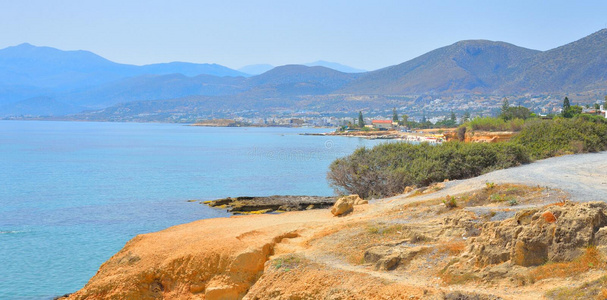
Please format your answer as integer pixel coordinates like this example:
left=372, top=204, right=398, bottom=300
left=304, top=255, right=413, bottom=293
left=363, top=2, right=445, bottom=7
left=358, top=111, right=365, bottom=128
left=512, top=115, right=607, bottom=160
left=460, top=116, right=525, bottom=132
left=329, top=114, right=607, bottom=198
left=328, top=141, right=529, bottom=198
left=529, top=246, right=604, bottom=282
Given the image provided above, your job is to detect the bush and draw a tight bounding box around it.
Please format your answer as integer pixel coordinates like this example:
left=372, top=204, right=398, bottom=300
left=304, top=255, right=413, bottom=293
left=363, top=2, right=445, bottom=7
left=328, top=115, right=607, bottom=198
left=327, top=141, right=529, bottom=198
left=462, top=117, right=526, bottom=132
left=512, top=116, right=607, bottom=160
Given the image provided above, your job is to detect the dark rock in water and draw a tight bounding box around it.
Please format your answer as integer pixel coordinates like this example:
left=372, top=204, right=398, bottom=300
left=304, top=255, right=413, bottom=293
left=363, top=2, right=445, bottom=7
left=53, top=294, right=71, bottom=300
left=203, top=195, right=336, bottom=214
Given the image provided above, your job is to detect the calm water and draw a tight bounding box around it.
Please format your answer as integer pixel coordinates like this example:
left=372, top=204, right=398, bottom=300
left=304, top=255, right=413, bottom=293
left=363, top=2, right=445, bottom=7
left=0, top=121, right=386, bottom=299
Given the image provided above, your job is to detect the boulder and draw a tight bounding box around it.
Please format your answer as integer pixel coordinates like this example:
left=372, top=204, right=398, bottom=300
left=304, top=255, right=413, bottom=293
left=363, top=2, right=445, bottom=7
left=466, top=202, right=607, bottom=267
left=330, top=195, right=367, bottom=216
left=330, top=198, right=353, bottom=216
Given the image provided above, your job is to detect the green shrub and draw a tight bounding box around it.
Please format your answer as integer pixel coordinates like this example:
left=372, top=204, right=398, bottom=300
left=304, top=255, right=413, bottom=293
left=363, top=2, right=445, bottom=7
left=512, top=116, right=607, bottom=160
left=327, top=141, right=529, bottom=198
left=328, top=115, right=607, bottom=198
left=462, top=117, right=526, bottom=132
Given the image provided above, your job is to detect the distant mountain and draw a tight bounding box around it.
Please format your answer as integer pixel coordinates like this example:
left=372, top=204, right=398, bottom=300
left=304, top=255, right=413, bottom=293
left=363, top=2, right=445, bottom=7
left=238, top=64, right=274, bottom=75
left=304, top=60, right=366, bottom=73
left=243, top=65, right=361, bottom=96
left=0, top=43, right=246, bottom=107
left=3, top=30, right=607, bottom=119
left=341, top=40, right=539, bottom=95
left=0, top=96, right=82, bottom=116
left=139, top=62, right=247, bottom=77
left=60, top=74, right=247, bottom=109
left=0, top=43, right=135, bottom=90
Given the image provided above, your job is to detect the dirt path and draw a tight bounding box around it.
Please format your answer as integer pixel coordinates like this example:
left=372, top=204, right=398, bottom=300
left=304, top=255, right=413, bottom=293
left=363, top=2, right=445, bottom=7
left=382, top=151, right=607, bottom=206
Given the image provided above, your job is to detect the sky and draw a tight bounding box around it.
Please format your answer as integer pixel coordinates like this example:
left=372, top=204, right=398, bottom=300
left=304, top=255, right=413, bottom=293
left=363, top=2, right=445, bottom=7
left=1, top=0, right=606, bottom=71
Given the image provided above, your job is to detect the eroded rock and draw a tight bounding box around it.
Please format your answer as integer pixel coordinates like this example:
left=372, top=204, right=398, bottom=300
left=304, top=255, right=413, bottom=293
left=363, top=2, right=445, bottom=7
left=330, top=194, right=367, bottom=216
left=466, top=202, right=607, bottom=267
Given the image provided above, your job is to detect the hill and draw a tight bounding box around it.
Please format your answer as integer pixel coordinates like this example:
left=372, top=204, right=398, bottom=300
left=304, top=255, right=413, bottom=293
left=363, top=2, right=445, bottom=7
left=3, top=30, right=607, bottom=119
left=502, top=28, right=607, bottom=93
left=0, top=43, right=246, bottom=108
left=340, top=40, right=539, bottom=95
left=304, top=60, right=366, bottom=73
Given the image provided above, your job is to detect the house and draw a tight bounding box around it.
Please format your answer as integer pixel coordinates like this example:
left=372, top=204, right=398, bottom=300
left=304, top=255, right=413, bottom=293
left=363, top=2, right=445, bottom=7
left=371, top=120, right=394, bottom=130
left=289, top=118, right=304, bottom=126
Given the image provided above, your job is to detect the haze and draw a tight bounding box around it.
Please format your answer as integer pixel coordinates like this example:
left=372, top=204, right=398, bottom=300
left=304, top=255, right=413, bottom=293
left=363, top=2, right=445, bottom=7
left=1, top=0, right=606, bottom=70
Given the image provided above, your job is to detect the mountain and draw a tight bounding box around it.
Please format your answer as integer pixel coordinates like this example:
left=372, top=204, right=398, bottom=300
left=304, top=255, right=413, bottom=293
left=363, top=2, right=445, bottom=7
left=139, top=62, right=247, bottom=77
left=0, top=43, right=135, bottom=90
left=238, top=64, right=275, bottom=75
left=60, top=74, right=247, bottom=109
left=502, top=29, right=607, bottom=93
left=3, top=30, right=607, bottom=119
left=304, top=60, right=366, bottom=73
left=0, top=43, right=246, bottom=106
left=0, top=96, right=82, bottom=116
left=244, top=65, right=361, bottom=96
left=341, top=40, right=539, bottom=95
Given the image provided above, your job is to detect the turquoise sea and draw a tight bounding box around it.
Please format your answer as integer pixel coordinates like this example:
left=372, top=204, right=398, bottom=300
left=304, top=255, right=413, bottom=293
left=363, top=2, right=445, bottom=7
left=0, top=121, right=387, bottom=299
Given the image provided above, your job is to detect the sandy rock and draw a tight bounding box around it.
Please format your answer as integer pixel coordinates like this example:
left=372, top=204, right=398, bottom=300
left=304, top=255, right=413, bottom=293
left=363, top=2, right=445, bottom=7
left=404, top=186, right=415, bottom=194
left=363, top=245, right=427, bottom=271
left=330, top=198, right=353, bottom=216
left=466, top=202, right=607, bottom=268
left=330, top=195, right=367, bottom=216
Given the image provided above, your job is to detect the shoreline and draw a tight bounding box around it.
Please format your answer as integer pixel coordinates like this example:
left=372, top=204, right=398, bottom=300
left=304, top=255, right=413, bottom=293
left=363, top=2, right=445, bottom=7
left=63, top=152, right=607, bottom=300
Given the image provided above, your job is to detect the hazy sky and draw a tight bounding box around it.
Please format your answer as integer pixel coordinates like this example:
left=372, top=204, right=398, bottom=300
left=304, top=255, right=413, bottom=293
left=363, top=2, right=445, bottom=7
left=1, top=0, right=606, bottom=71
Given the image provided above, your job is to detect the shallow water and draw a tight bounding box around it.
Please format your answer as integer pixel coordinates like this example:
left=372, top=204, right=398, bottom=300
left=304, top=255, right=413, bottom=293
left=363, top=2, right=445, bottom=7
left=0, top=120, right=386, bottom=299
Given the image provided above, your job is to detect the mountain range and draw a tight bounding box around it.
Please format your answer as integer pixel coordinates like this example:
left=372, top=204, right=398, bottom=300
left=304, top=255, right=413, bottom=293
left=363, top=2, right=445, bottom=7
left=1, top=29, right=606, bottom=119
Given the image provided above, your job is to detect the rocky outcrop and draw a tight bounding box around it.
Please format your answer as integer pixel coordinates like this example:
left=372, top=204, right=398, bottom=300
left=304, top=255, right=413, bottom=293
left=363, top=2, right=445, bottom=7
left=66, top=214, right=310, bottom=300
left=204, top=195, right=336, bottom=214
left=364, top=245, right=429, bottom=270
left=330, top=194, right=368, bottom=216
left=464, top=202, right=607, bottom=267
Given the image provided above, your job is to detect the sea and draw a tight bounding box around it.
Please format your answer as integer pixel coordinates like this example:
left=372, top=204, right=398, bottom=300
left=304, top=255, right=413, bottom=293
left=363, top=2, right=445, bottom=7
left=0, top=120, right=388, bottom=299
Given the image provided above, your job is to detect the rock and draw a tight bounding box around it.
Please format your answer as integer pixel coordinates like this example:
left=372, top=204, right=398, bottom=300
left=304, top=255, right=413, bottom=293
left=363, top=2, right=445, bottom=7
left=331, top=198, right=353, bottom=216
left=330, top=195, right=366, bottom=216
left=466, top=202, right=607, bottom=268
left=404, top=186, right=415, bottom=194
left=364, top=245, right=427, bottom=271
left=514, top=209, right=538, bottom=225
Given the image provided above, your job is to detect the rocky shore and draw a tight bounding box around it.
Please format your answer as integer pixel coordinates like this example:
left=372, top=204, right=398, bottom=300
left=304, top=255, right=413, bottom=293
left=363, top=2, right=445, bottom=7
left=63, top=152, right=607, bottom=300
left=202, top=195, right=336, bottom=214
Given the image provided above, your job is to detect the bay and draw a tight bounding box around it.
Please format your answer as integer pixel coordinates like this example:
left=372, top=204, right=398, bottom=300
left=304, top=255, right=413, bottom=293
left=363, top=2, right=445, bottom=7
left=0, top=120, right=386, bottom=299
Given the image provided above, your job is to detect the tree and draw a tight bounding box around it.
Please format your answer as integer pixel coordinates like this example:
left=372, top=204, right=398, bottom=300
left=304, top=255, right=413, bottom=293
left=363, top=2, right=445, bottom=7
left=501, top=98, right=510, bottom=116
left=401, top=114, right=409, bottom=125
left=358, top=111, right=365, bottom=128
left=500, top=105, right=532, bottom=121
left=562, top=97, right=572, bottom=118
left=604, top=96, right=607, bottom=109
left=392, top=108, right=399, bottom=123
left=463, top=111, right=471, bottom=123
left=450, top=111, right=456, bottom=123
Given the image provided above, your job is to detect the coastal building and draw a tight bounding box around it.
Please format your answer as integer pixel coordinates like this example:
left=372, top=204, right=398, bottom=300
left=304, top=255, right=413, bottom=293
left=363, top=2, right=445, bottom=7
left=371, top=120, right=394, bottom=130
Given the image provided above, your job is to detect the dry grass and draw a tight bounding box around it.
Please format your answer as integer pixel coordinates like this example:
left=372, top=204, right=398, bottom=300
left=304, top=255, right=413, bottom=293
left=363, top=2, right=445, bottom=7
left=458, top=183, right=545, bottom=207
left=529, top=247, right=604, bottom=281
left=438, top=240, right=466, bottom=256
left=545, top=275, right=607, bottom=300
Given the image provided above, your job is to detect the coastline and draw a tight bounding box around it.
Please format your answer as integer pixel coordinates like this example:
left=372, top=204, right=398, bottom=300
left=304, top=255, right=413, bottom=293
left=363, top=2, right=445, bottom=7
left=63, top=152, right=607, bottom=300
